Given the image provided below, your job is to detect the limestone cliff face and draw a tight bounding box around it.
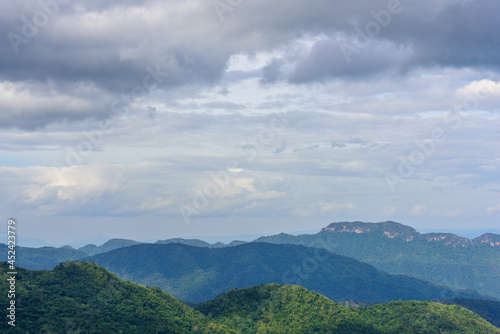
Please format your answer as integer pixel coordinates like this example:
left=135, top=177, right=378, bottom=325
left=423, top=233, right=473, bottom=247
left=473, top=233, right=500, bottom=248
left=321, top=221, right=499, bottom=248
left=321, top=221, right=420, bottom=241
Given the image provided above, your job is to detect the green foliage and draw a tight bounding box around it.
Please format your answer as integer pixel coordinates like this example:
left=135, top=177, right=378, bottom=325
left=0, top=261, right=232, bottom=333
left=197, top=284, right=381, bottom=333
left=256, top=223, right=500, bottom=299
left=1, top=262, right=497, bottom=334
left=87, top=242, right=482, bottom=304
left=0, top=244, right=88, bottom=270
left=440, top=298, right=500, bottom=327
left=197, top=284, right=500, bottom=334
left=355, top=300, right=500, bottom=333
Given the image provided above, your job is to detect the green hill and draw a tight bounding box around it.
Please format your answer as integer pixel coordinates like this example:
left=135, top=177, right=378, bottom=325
left=78, top=238, right=143, bottom=256
left=197, top=284, right=500, bottom=333
left=0, top=243, right=87, bottom=270
left=1, top=262, right=497, bottom=333
left=439, top=298, right=500, bottom=327
left=255, top=221, right=500, bottom=299
left=0, top=237, right=246, bottom=270
left=0, top=261, right=231, bottom=333
left=197, top=284, right=380, bottom=333
left=0, top=239, right=141, bottom=270
left=87, top=242, right=484, bottom=303
left=355, top=300, right=499, bottom=333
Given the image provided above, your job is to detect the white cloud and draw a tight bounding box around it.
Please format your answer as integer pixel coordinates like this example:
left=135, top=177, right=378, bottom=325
left=292, top=201, right=355, bottom=217
left=411, top=204, right=427, bottom=216
left=382, top=206, right=397, bottom=215
left=319, top=201, right=355, bottom=212
left=486, top=204, right=500, bottom=214
left=455, top=79, right=500, bottom=112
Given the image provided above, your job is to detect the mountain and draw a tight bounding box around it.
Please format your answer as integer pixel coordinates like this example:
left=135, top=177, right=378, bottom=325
left=196, top=284, right=500, bottom=333
left=354, top=300, right=499, bottom=333
left=0, top=243, right=88, bottom=270
left=439, top=298, right=500, bottom=328
left=0, top=239, right=142, bottom=270
left=87, top=242, right=484, bottom=304
left=0, top=261, right=231, bottom=333
left=2, top=262, right=497, bottom=334
left=78, top=238, right=143, bottom=256
left=0, top=233, right=53, bottom=247
left=80, top=237, right=247, bottom=257
left=255, top=221, right=500, bottom=299
left=0, top=237, right=247, bottom=271
left=319, top=221, right=500, bottom=247
left=196, top=284, right=381, bottom=333
left=155, top=238, right=247, bottom=248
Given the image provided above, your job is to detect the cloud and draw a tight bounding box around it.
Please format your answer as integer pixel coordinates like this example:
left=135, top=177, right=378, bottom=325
left=1, top=0, right=500, bottom=240
left=292, top=201, right=355, bottom=217
left=383, top=206, right=397, bottom=215
left=320, top=201, right=355, bottom=212
left=2, top=0, right=500, bottom=129
left=0, top=80, right=112, bottom=129
left=455, top=79, right=500, bottom=112
left=0, top=163, right=177, bottom=216
left=288, top=39, right=412, bottom=82
left=486, top=204, right=500, bottom=214
left=411, top=204, right=427, bottom=215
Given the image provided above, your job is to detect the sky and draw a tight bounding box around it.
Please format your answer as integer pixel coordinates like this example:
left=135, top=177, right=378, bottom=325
left=1, top=0, right=499, bottom=246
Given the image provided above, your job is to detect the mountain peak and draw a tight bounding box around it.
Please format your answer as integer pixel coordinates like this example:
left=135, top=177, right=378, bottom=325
left=321, top=221, right=500, bottom=248
left=322, top=221, right=419, bottom=241
left=424, top=233, right=473, bottom=247
left=473, top=233, right=500, bottom=248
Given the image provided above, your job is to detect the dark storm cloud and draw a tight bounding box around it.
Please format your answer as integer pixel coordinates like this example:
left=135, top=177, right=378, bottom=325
left=260, top=58, right=286, bottom=84
left=406, top=0, right=500, bottom=69
left=1, top=0, right=499, bottom=128
left=263, top=0, right=500, bottom=82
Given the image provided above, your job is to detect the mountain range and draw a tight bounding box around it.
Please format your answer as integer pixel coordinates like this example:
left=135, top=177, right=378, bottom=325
left=2, top=220, right=499, bottom=326
left=3, top=220, right=498, bottom=301
left=86, top=242, right=487, bottom=304
left=1, top=262, right=498, bottom=333
left=255, top=221, right=500, bottom=299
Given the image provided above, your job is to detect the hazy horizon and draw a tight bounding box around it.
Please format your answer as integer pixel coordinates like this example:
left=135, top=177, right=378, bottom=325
left=5, top=220, right=500, bottom=248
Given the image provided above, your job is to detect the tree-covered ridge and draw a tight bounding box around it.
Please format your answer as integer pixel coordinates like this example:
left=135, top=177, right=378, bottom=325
left=79, top=238, right=143, bottom=256
left=197, top=284, right=381, bottom=333
left=255, top=221, right=500, bottom=299
left=0, top=243, right=88, bottom=270
left=439, top=298, right=500, bottom=328
left=0, top=237, right=247, bottom=270
left=0, top=261, right=231, bottom=334
left=321, top=221, right=500, bottom=248
left=87, top=242, right=484, bottom=303
left=197, top=284, right=500, bottom=334
left=3, top=220, right=498, bottom=300
left=355, top=300, right=499, bottom=333
left=1, top=262, right=497, bottom=333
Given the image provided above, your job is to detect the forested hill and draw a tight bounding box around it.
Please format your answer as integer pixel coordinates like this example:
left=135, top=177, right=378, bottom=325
left=0, top=261, right=230, bottom=333
left=87, top=242, right=484, bottom=303
left=255, top=221, right=500, bottom=299
left=0, top=237, right=245, bottom=270
left=1, top=262, right=498, bottom=333
left=439, top=298, right=500, bottom=328
left=196, top=284, right=500, bottom=333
